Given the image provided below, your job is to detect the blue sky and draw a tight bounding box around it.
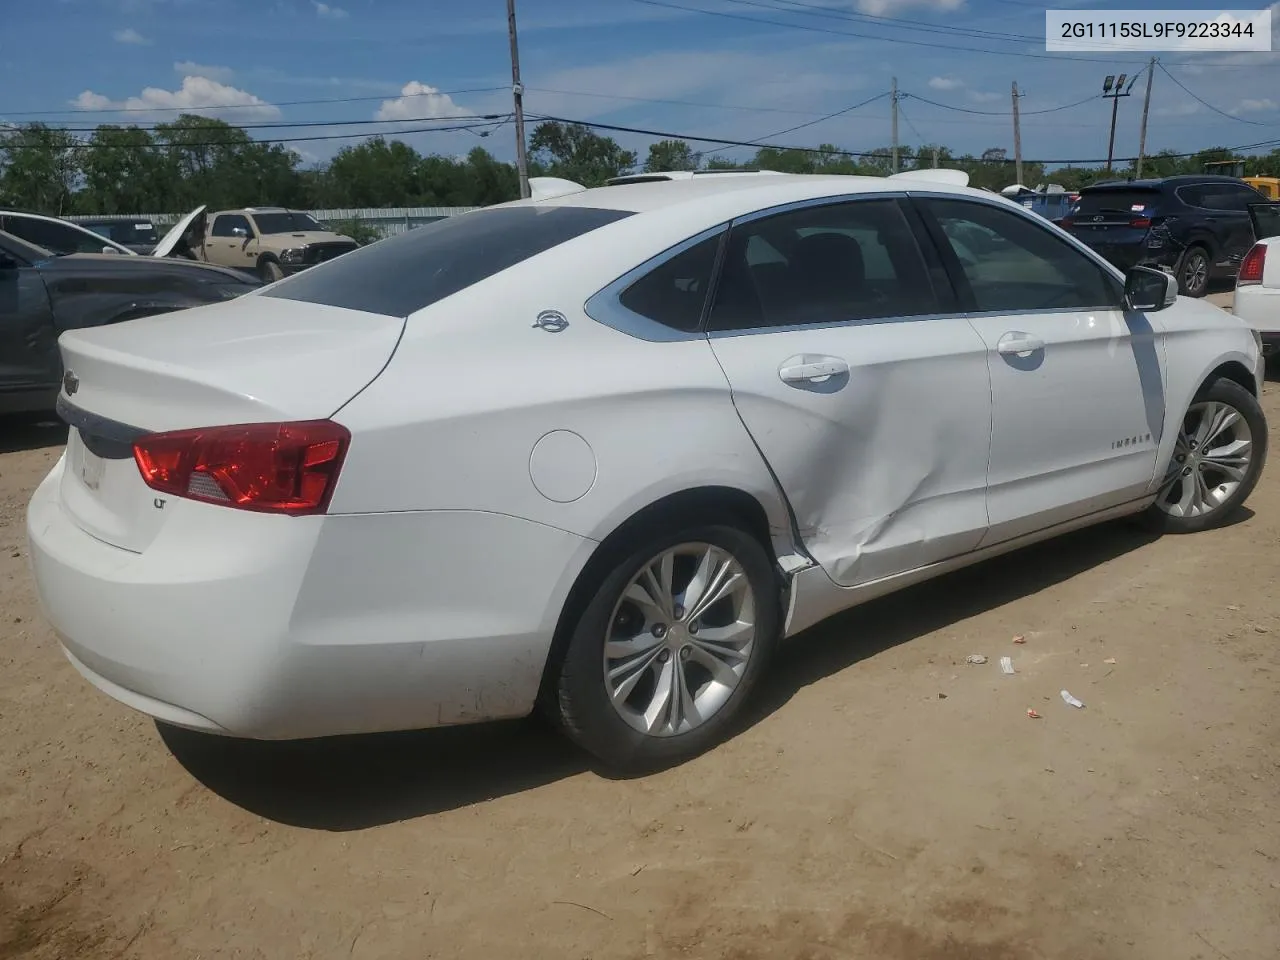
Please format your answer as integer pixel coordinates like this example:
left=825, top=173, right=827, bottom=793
left=3, top=0, right=1279, bottom=172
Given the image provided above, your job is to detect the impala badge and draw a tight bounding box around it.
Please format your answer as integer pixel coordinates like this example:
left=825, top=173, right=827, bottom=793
left=63, top=370, right=79, bottom=396
left=533, top=310, right=569, bottom=333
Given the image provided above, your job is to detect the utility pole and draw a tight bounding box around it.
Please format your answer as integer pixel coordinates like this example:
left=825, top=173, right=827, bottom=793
left=891, top=77, right=899, bottom=174
left=1011, top=81, right=1024, bottom=186
left=1101, top=72, right=1137, bottom=173
left=506, top=0, right=530, bottom=199
left=932, top=146, right=939, bottom=168
left=1136, top=57, right=1156, bottom=178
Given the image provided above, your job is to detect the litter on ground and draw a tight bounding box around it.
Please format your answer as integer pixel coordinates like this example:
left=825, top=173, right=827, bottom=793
left=1000, top=656, right=1015, bottom=675
left=1061, top=690, right=1085, bottom=709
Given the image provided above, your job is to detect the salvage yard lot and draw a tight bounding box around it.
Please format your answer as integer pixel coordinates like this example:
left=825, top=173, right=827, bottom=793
left=2, top=368, right=1278, bottom=959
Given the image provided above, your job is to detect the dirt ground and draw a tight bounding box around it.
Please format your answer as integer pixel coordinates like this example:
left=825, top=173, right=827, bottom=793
left=2, top=331, right=1278, bottom=959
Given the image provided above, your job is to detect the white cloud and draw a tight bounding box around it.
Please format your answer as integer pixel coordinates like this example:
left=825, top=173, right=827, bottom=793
left=375, top=81, right=470, bottom=121
left=856, top=0, right=964, bottom=14
left=312, top=1, right=348, bottom=18
left=1230, top=97, right=1278, bottom=115
left=112, top=27, right=149, bottom=45
left=928, top=77, right=963, bottom=91
left=69, top=75, right=281, bottom=121
left=173, top=61, right=236, bottom=83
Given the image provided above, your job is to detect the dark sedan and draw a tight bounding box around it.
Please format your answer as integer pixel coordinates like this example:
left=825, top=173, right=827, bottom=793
left=0, top=229, right=259, bottom=416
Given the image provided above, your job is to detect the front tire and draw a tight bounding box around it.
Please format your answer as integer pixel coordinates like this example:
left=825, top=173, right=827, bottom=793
left=551, top=524, right=780, bottom=772
left=259, top=259, right=284, bottom=283
left=1144, top=378, right=1267, bottom=533
left=1176, top=245, right=1211, bottom=298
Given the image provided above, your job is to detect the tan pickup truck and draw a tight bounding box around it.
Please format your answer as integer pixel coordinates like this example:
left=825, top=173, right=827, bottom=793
left=156, top=205, right=359, bottom=283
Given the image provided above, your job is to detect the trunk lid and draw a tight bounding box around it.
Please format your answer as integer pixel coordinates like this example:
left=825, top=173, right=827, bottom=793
left=56, top=295, right=405, bottom=552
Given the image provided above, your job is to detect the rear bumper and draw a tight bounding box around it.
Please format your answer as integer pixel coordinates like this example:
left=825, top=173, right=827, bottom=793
left=26, top=456, right=596, bottom=739
left=1233, top=283, right=1280, bottom=344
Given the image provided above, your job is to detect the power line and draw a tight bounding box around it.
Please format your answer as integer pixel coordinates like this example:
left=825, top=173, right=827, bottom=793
left=526, top=86, right=827, bottom=117
left=717, top=0, right=1040, bottom=44
left=744, top=91, right=890, bottom=142
left=625, top=0, right=1155, bottom=65
left=17, top=114, right=507, bottom=134
left=1, top=85, right=510, bottom=120
left=1156, top=61, right=1278, bottom=126
left=896, top=101, right=928, bottom=144
left=525, top=111, right=1271, bottom=165
left=904, top=91, right=1100, bottom=117
left=0, top=119, right=510, bottom=150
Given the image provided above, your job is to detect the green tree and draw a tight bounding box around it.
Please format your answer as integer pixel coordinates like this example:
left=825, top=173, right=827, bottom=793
left=77, top=125, right=177, bottom=213
left=644, top=139, right=698, bottom=173
left=0, top=123, right=82, bottom=213
left=322, top=137, right=423, bottom=207
left=528, top=121, right=637, bottom=185
left=460, top=147, right=520, bottom=205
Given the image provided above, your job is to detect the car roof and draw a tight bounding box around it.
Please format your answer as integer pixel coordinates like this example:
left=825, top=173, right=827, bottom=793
left=0, top=209, right=67, bottom=220
left=523, top=172, right=999, bottom=218
left=1081, top=174, right=1251, bottom=192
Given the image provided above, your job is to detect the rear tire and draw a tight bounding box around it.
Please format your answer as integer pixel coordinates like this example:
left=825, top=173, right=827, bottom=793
left=1143, top=378, right=1267, bottom=533
left=1176, top=245, right=1210, bottom=298
left=551, top=523, right=780, bottom=772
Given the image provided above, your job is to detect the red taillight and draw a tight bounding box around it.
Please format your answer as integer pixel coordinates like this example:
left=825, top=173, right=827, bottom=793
left=133, top=420, right=351, bottom=515
left=1060, top=217, right=1074, bottom=228
left=1131, top=217, right=1152, bottom=228
left=1239, top=243, right=1267, bottom=285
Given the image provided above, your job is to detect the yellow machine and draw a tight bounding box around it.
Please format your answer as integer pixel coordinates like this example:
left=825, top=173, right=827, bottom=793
left=1245, top=176, right=1280, bottom=199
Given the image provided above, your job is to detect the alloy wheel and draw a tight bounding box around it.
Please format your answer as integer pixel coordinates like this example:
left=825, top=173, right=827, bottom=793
left=1182, top=250, right=1208, bottom=295
left=1155, top=399, right=1254, bottom=518
left=603, top=542, right=757, bottom=738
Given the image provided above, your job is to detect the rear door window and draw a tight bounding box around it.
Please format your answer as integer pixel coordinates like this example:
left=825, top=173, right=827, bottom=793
left=1, top=216, right=103, bottom=255
left=263, top=206, right=634, bottom=317
left=706, top=198, right=938, bottom=332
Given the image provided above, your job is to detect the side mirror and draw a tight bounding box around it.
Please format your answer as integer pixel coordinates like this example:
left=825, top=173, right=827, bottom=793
left=1124, top=266, right=1178, bottom=311
left=232, top=227, right=249, bottom=238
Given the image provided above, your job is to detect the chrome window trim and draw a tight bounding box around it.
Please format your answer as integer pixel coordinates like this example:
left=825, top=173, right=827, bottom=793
left=907, top=189, right=1129, bottom=303
left=583, top=223, right=729, bottom=343
left=584, top=187, right=1126, bottom=343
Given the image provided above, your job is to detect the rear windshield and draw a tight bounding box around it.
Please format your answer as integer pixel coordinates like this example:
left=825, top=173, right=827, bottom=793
left=1072, top=189, right=1162, bottom=217
left=262, top=206, right=634, bottom=317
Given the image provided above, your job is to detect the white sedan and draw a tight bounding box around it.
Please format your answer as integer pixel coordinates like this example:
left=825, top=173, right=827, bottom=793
left=27, top=170, right=1268, bottom=771
left=1234, top=201, right=1280, bottom=358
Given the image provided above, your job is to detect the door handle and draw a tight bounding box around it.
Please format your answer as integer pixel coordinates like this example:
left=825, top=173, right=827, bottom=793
left=996, top=332, right=1045, bottom=356
left=778, top=356, right=850, bottom=384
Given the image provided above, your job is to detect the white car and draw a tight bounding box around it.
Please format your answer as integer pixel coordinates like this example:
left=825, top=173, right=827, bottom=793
left=26, top=170, right=1268, bottom=770
left=1233, top=201, right=1280, bottom=358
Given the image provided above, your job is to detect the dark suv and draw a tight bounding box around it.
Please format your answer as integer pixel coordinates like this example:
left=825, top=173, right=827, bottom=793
left=1061, top=175, right=1266, bottom=297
